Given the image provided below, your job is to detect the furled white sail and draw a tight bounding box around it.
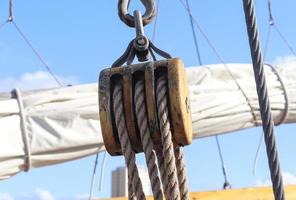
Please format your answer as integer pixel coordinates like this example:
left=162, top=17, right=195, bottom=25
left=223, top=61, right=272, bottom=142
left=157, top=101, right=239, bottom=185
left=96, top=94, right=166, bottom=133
left=0, top=61, right=295, bottom=180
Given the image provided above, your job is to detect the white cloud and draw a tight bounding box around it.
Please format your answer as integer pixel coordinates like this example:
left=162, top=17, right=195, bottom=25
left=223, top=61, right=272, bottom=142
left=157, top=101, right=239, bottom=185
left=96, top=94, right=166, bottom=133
left=0, top=71, right=78, bottom=92
left=256, top=171, right=296, bottom=187
left=73, top=194, right=89, bottom=200
left=0, top=193, right=14, bottom=200
left=273, top=55, right=296, bottom=65
left=30, top=188, right=56, bottom=200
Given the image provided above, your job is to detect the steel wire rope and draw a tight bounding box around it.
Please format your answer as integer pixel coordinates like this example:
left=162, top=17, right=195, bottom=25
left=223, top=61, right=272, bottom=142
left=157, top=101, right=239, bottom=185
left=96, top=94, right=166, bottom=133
left=253, top=0, right=293, bottom=176
left=242, top=0, right=286, bottom=199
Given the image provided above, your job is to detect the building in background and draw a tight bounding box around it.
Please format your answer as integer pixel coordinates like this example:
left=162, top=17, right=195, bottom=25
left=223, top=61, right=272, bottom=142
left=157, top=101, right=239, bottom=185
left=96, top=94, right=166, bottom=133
left=111, top=166, right=151, bottom=197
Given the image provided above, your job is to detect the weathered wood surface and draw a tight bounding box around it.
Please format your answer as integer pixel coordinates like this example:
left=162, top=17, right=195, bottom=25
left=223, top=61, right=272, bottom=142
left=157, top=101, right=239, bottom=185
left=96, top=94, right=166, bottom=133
left=96, top=186, right=296, bottom=200
left=99, top=58, right=192, bottom=155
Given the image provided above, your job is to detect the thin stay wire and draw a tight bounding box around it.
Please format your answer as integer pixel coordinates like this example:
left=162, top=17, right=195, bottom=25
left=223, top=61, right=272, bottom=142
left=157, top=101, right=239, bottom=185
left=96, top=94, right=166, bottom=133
left=89, top=153, right=100, bottom=200
left=151, top=0, right=161, bottom=43
left=182, top=0, right=233, bottom=189
left=184, top=0, right=202, bottom=65
left=5, top=0, right=63, bottom=87
left=178, top=0, right=258, bottom=127
left=11, top=21, right=63, bottom=87
left=253, top=0, right=296, bottom=175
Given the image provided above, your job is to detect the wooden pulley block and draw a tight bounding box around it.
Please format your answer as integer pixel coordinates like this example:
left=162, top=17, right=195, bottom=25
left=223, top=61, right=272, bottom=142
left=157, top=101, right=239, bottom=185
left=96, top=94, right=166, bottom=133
left=99, top=58, right=192, bottom=156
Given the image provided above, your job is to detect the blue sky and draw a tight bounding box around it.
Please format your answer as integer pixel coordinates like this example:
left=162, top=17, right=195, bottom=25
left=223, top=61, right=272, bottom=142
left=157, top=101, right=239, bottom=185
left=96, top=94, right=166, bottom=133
left=0, top=0, right=296, bottom=199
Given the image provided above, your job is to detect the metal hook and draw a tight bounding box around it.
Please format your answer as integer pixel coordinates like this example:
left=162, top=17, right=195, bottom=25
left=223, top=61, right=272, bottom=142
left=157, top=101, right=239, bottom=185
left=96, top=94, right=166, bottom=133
left=118, top=0, right=156, bottom=27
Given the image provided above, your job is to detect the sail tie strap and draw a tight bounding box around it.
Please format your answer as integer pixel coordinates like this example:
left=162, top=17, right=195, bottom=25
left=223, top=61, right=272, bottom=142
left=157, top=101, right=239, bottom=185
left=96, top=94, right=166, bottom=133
left=12, top=88, right=32, bottom=172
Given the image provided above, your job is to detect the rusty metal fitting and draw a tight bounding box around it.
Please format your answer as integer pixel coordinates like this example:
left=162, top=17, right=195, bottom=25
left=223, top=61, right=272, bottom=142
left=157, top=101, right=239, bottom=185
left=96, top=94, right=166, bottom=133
left=99, top=58, right=192, bottom=156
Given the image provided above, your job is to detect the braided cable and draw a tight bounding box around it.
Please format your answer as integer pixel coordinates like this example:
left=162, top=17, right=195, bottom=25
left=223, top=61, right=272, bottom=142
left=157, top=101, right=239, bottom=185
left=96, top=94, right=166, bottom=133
left=134, top=80, right=164, bottom=200
left=156, top=77, right=180, bottom=200
left=113, top=84, right=146, bottom=200
left=174, top=147, right=189, bottom=200
left=242, top=1, right=285, bottom=199
left=128, top=179, right=136, bottom=200
left=155, top=147, right=169, bottom=199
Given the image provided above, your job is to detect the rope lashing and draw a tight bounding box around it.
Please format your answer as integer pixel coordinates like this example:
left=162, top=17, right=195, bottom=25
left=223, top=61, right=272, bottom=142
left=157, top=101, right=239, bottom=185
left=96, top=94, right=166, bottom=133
left=12, top=89, right=32, bottom=172
left=242, top=1, right=285, bottom=200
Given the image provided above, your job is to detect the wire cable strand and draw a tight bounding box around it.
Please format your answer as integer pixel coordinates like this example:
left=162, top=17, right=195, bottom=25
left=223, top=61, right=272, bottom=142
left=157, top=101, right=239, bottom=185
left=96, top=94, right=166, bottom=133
left=184, top=0, right=202, bottom=65
left=151, top=0, right=161, bottom=43
left=242, top=0, right=286, bottom=199
left=11, top=21, right=63, bottom=87
left=178, top=0, right=258, bottom=127
left=89, top=153, right=99, bottom=200
left=182, top=0, right=231, bottom=189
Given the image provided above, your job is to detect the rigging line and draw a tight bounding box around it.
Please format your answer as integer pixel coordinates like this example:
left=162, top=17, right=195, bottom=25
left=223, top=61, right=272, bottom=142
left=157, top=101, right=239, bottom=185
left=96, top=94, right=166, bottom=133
left=178, top=0, right=259, bottom=126
left=253, top=0, right=295, bottom=176
left=184, top=0, right=202, bottom=65
left=253, top=133, right=264, bottom=175
left=182, top=0, right=230, bottom=189
left=98, top=151, right=107, bottom=191
left=0, top=21, right=8, bottom=30
left=215, top=136, right=231, bottom=189
left=263, top=25, right=272, bottom=62
left=89, top=153, right=100, bottom=200
left=267, top=0, right=296, bottom=57
left=151, top=0, right=160, bottom=43
left=11, top=21, right=63, bottom=87
left=273, top=24, right=296, bottom=57
left=252, top=25, right=271, bottom=175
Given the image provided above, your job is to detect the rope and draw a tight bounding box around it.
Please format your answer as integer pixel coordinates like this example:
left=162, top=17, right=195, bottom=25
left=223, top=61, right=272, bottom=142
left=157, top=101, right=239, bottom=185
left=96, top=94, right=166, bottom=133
left=266, top=0, right=296, bottom=57
left=156, top=76, right=180, bottom=200
left=11, top=21, right=63, bottom=87
left=151, top=0, right=161, bottom=43
left=182, top=0, right=231, bottom=189
left=242, top=1, right=285, bottom=199
left=178, top=0, right=258, bottom=126
left=8, top=0, right=13, bottom=22
left=174, top=148, right=189, bottom=200
left=184, top=0, right=202, bottom=65
left=215, top=136, right=231, bottom=189
left=89, top=153, right=99, bottom=200
left=134, top=80, right=163, bottom=200
left=0, top=21, right=8, bottom=30
left=155, top=147, right=169, bottom=199
left=13, top=88, right=32, bottom=172
left=113, top=83, right=146, bottom=200
left=99, top=151, right=107, bottom=191
left=253, top=64, right=289, bottom=175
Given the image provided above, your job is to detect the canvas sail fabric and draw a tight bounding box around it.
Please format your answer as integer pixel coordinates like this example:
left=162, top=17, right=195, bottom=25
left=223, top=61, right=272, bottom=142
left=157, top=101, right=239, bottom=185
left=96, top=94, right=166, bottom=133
left=0, top=62, right=295, bottom=180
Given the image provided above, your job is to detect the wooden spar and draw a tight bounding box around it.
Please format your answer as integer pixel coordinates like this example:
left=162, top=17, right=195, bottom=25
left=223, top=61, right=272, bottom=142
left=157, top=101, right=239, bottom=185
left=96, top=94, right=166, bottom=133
left=95, top=185, right=296, bottom=200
